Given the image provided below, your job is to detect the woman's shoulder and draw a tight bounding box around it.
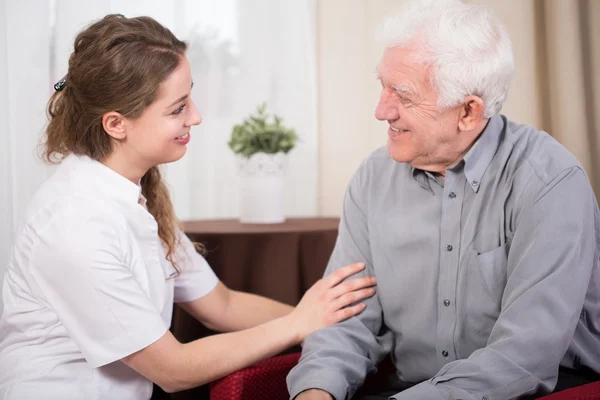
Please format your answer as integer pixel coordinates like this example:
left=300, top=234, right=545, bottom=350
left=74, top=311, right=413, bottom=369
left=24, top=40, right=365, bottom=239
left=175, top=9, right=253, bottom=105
left=20, top=168, right=129, bottom=250
left=20, top=196, right=125, bottom=250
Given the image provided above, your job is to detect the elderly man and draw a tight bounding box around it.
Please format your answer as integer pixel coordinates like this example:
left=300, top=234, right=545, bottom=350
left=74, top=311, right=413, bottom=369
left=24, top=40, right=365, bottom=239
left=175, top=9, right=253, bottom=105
left=287, top=0, right=600, bottom=399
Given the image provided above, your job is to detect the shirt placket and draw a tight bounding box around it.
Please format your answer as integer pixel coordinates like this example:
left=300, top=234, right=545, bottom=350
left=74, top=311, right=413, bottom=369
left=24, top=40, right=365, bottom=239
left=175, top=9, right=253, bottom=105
left=435, top=169, right=465, bottom=366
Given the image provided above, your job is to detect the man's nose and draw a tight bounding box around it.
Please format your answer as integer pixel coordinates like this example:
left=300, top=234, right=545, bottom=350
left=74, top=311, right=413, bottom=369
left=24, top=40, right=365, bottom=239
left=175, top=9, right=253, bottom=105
left=375, top=89, right=398, bottom=121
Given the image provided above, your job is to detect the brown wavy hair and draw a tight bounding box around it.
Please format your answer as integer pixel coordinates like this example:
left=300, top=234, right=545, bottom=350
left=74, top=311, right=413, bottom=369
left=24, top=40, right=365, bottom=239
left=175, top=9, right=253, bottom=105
left=43, top=14, right=190, bottom=277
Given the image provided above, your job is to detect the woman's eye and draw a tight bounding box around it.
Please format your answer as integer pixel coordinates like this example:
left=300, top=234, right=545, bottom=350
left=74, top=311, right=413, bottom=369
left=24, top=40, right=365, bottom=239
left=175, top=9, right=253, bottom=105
left=172, top=104, right=186, bottom=115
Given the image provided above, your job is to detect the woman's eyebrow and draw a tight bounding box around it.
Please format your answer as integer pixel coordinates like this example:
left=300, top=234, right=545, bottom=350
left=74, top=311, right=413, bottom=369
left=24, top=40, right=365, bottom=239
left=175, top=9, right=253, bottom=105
left=166, top=82, right=194, bottom=108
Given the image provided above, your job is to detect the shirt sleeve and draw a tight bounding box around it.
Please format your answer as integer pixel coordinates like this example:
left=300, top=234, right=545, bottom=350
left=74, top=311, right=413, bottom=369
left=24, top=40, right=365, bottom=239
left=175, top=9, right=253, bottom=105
left=172, top=231, right=219, bottom=303
left=287, top=163, right=394, bottom=400
left=29, top=206, right=169, bottom=368
left=392, top=167, right=600, bottom=400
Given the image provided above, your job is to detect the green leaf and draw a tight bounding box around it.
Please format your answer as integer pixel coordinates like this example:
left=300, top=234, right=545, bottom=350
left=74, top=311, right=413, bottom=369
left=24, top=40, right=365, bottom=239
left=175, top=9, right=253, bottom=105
left=228, top=102, right=298, bottom=158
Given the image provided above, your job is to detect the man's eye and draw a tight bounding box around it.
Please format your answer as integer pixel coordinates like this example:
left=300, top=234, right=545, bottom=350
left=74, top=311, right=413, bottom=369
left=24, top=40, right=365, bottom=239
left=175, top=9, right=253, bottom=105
left=396, top=93, right=412, bottom=103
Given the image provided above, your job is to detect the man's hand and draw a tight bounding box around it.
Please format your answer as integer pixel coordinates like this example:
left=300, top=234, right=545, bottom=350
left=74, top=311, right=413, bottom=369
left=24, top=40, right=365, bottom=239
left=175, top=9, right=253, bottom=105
left=296, top=389, right=334, bottom=400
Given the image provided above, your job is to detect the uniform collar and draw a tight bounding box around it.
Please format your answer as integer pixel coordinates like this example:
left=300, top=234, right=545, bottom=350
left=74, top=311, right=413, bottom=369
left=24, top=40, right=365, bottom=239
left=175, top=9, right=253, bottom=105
left=66, top=154, right=146, bottom=206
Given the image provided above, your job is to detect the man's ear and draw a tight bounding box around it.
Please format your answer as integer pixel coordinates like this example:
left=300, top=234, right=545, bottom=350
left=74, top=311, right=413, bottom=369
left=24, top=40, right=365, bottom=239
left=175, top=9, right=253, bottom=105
left=458, top=96, right=486, bottom=132
left=102, top=111, right=127, bottom=140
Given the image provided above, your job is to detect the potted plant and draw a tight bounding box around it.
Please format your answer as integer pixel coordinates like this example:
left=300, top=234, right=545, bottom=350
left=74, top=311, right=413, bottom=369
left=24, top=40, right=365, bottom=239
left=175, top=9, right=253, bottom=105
left=228, top=103, right=297, bottom=223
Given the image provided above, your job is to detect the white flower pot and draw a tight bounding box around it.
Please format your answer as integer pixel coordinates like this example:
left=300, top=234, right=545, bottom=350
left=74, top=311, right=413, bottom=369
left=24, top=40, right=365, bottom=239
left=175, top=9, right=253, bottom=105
left=237, top=152, right=287, bottom=224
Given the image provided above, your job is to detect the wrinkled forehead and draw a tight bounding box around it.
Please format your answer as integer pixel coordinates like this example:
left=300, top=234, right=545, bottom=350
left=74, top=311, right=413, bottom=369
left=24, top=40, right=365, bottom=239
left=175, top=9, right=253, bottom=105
left=376, top=46, right=433, bottom=95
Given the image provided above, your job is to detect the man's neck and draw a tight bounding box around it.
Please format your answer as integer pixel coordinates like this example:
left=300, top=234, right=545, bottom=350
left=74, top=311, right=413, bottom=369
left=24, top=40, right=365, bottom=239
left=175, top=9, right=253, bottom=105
left=413, top=119, right=490, bottom=177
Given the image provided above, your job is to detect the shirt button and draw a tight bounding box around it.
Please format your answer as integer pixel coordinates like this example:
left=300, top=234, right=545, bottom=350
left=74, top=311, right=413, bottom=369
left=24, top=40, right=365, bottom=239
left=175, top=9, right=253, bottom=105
left=446, top=244, right=453, bottom=251
left=471, top=180, right=479, bottom=187
left=442, top=350, right=449, bottom=357
left=449, top=192, right=456, bottom=199
left=443, top=299, right=451, bottom=307
left=482, top=397, right=490, bottom=400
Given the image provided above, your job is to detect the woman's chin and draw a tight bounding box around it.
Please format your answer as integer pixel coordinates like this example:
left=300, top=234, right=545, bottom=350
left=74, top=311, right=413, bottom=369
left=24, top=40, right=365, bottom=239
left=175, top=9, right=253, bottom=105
left=161, top=148, right=188, bottom=165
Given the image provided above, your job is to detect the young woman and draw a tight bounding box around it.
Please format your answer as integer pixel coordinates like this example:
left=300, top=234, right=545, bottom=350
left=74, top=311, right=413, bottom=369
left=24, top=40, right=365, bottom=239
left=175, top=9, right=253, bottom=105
left=0, top=14, right=375, bottom=399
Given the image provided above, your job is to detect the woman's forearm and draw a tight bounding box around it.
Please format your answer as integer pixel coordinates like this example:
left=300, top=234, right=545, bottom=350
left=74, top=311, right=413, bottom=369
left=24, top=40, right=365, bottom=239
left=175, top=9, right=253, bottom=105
left=219, top=290, right=294, bottom=331
left=172, top=314, right=297, bottom=391
left=124, top=314, right=299, bottom=393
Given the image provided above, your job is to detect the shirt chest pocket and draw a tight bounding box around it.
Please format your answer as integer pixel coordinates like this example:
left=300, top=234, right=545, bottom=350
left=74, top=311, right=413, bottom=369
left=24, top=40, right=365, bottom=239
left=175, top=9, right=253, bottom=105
left=462, top=243, right=509, bottom=344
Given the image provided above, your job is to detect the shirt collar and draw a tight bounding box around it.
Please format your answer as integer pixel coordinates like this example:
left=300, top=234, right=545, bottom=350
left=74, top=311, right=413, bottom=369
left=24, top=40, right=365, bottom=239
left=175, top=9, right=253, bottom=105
left=462, top=114, right=505, bottom=193
left=410, top=114, right=505, bottom=193
left=67, top=154, right=145, bottom=206
left=411, top=167, right=439, bottom=194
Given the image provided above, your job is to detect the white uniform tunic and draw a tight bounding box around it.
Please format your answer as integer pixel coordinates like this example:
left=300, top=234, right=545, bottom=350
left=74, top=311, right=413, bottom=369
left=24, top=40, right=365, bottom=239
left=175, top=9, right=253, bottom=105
left=0, top=154, right=218, bottom=399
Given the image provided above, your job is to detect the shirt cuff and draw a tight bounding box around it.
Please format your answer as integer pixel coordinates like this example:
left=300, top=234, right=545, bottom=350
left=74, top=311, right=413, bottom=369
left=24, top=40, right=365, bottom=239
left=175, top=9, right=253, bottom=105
left=390, top=381, right=445, bottom=400
left=288, top=371, right=348, bottom=400
left=175, top=273, right=219, bottom=303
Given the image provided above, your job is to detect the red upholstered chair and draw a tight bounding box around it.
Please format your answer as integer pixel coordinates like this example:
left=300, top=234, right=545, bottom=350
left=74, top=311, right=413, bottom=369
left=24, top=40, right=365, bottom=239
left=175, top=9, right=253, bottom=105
left=539, top=382, right=600, bottom=400
left=210, top=352, right=301, bottom=400
left=210, top=353, right=600, bottom=400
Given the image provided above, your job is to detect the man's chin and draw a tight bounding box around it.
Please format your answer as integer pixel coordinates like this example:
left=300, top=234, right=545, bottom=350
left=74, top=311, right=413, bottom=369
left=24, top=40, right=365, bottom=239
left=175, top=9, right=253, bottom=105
left=386, top=143, right=412, bottom=164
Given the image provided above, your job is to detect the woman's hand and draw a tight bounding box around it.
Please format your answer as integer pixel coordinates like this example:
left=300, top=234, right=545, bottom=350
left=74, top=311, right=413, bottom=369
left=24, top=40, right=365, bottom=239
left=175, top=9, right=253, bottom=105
left=288, top=262, right=376, bottom=341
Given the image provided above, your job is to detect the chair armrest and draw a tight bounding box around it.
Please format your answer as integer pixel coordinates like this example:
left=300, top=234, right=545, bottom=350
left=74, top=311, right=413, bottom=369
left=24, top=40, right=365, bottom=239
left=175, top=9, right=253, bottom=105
left=537, top=381, right=600, bottom=400
left=210, top=352, right=301, bottom=400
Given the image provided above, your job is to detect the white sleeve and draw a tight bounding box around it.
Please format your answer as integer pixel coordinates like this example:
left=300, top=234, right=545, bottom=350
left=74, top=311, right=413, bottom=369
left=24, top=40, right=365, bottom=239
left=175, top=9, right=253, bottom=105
left=172, top=231, right=219, bottom=303
left=29, top=208, right=168, bottom=368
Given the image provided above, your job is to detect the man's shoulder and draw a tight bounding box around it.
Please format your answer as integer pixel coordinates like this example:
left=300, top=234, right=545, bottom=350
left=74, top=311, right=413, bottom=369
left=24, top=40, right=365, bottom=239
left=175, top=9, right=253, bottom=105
left=503, top=119, right=583, bottom=185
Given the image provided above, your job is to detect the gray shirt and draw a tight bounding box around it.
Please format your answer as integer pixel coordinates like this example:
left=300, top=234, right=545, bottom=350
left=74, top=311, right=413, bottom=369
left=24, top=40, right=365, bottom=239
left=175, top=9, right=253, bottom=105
left=287, top=115, right=600, bottom=400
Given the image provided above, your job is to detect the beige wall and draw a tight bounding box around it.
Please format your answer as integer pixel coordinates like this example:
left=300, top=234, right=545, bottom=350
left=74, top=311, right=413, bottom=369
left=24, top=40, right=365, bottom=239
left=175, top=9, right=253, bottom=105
left=316, top=0, right=548, bottom=216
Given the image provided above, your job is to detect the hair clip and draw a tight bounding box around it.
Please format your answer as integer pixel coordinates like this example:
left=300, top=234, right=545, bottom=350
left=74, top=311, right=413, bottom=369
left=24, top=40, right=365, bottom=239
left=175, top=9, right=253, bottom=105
left=54, top=76, right=67, bottom=92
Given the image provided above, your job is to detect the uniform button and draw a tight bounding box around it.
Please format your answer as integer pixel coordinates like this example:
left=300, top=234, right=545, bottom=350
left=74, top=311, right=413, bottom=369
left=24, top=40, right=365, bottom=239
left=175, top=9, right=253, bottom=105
left=443, top=299, right=451, bottom=307
left=446, top=244, right=453, bottom=251
left=471, top=180, right=479, bottom=187
left=449, top=192, right=456, bottom=199
left=482, top=397, right=490, bottom=400
left=442, top=350, right=449, bottom=357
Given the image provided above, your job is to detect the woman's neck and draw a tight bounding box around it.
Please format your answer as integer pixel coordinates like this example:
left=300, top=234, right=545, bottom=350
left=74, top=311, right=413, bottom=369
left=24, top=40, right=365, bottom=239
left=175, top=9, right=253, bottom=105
left=101, top=151, right=149, bottom=184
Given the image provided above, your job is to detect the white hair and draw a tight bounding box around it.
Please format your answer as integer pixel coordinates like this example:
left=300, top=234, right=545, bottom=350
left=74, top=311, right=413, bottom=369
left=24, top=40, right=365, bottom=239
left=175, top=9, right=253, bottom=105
left=377, top=0, right=514, bottom=118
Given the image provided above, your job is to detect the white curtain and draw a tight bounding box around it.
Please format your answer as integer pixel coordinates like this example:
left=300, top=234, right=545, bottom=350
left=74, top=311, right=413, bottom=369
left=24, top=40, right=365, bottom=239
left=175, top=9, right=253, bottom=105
left=164, top=0, right=319, bottom=220
left=0, top=0, right=318, bottom=308
left=0, top=0, right=55, bottom=311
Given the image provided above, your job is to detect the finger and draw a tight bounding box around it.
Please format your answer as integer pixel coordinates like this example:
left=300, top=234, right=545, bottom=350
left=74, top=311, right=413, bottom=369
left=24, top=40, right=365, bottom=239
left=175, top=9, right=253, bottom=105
left=327, top=276, right=377, bottom=300
left=331, top=302, right=367, bottom=323
left=330, top=287, right=376, bottom=311
left=324, top=262, right=366, bottom=288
